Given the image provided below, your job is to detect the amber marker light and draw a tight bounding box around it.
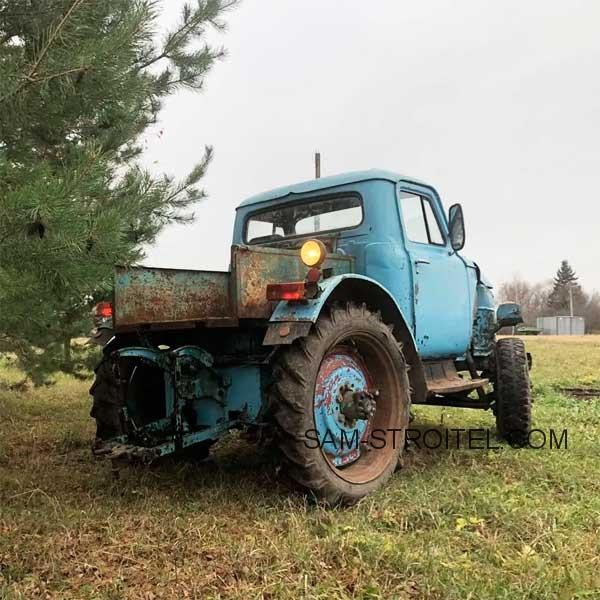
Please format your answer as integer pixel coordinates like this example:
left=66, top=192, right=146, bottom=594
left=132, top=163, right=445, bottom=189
left=300, top=239, right=327, bottom=268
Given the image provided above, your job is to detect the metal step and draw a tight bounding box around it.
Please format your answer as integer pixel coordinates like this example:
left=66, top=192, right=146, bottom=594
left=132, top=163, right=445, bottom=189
left=424, top=360, right=489, bottom=396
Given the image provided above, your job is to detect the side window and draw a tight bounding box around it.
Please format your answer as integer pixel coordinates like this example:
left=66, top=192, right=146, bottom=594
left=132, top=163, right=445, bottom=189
left=399, top=193, right=428, bottom=243
left=399, top=192, right=445, bottom=245
left=422, top=200, right=444, bottom=245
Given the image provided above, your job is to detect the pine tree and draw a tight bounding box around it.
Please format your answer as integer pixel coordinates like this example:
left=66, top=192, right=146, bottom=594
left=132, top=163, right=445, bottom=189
left=547, top=260, right=584, bottom=314
left=0, top=0, right=237, bottom=381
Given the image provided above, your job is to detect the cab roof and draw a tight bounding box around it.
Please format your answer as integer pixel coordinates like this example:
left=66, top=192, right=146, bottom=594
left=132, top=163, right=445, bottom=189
left=236, top=169, right=426, bottom=209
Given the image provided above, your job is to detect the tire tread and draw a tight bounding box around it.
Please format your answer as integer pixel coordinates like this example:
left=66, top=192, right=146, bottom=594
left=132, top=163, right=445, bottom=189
left=495, top=338, right=532, bottom=447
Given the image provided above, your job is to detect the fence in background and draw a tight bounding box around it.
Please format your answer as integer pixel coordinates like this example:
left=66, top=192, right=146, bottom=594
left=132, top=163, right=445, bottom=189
left=536, top=316, right=585, bottom=335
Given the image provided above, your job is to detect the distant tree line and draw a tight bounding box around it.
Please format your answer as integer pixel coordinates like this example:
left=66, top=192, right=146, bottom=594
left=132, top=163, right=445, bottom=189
left=498, top=260, right=600, bottom=333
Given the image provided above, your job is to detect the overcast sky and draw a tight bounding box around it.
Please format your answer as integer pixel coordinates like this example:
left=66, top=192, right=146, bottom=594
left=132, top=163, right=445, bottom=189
left=143, top=0, right=600, bottom=293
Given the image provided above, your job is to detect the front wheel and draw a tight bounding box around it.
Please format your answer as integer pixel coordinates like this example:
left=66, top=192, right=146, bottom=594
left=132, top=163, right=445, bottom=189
left=271, top=303, right=411, bottom=505
left=494, top=338, right=532, bottom=447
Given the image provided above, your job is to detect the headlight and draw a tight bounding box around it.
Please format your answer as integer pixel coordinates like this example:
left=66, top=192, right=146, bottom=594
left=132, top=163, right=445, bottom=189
left=300, top=239, right=327, bottom=267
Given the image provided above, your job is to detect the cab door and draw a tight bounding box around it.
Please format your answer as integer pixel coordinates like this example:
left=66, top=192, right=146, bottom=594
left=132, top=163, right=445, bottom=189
left=397, top=185, right=472, bottom=359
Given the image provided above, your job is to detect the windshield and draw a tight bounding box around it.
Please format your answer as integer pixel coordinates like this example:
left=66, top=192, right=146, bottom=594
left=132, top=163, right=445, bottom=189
left=245, top=194, right=363, bottom=244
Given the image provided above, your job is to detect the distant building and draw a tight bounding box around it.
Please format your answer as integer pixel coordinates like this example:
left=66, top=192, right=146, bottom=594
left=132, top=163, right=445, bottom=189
left=536, top=316, right=585, bottom=335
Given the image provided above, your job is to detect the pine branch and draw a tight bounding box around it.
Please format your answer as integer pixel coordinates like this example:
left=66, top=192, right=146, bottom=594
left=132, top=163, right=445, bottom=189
left=26, top=0, right=87, bottom=77
left=135, top=0, right=237, bottom=73
left=161, top=146, right=213, bottom=206
left=0, top=0, right=87, bottom=103
left=164, top=74, right=204, bottom=89
left=134, top=10, right=196, bottom=72
left=31, top=65, right=91, bottom=85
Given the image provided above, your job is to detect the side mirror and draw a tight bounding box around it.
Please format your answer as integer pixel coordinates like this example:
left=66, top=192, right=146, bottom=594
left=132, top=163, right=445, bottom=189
left=496, top=302, right=524, bottom=329
left=448, top=203, right=465, bottom=251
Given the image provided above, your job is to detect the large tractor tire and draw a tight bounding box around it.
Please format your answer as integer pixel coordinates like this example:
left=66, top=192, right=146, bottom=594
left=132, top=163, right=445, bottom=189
left=494, top=338, right=532, bottom=447
left=89, top=357, right=123, bottom=445
left=271, top=302, right=411, bottom=505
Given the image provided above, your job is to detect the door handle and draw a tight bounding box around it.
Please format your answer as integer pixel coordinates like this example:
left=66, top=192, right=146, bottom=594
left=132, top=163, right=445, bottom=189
left=415, top=259, right=431, bottom=265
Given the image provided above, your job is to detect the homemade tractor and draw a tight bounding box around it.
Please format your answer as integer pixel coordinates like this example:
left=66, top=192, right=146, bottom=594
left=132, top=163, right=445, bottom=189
left=90, top=169, right=532, bottom=504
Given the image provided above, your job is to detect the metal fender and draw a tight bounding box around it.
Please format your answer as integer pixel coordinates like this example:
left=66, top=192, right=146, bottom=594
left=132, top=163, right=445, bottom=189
left=267, top=274, right=406, bottom=324
left=263, top=273, right=427, bottom=403
left=115, top=346, right=165, bottom=364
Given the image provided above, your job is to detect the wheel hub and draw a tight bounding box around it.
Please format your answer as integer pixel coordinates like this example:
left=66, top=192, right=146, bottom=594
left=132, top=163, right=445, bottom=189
left=337, top=385, right=378, bottom=427
left=313, top=347, right=376, bottom=467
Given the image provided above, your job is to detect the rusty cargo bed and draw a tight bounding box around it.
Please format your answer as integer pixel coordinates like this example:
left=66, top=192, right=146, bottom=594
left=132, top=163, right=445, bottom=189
left=114, top=244, right=353, bottom=330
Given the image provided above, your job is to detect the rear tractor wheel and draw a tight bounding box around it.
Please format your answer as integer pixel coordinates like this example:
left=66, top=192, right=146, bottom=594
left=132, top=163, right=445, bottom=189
left=271, top=303, right=411, bottom=505
left=89, top=357, right=124, bottom=450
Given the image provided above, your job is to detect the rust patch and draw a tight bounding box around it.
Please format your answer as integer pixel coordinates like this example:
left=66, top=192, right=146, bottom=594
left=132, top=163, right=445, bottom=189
left=234, top=245, right=353, bottom=319
left=114, top=267, right=232, bottom=328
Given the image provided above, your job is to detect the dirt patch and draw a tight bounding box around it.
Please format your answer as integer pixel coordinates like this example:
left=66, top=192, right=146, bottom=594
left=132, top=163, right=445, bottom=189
left=559, top=387, right=600, bottom=399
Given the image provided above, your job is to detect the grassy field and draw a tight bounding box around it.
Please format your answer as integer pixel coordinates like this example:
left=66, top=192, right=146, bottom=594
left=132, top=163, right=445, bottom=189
left=1, top=336, right=599, bottom=599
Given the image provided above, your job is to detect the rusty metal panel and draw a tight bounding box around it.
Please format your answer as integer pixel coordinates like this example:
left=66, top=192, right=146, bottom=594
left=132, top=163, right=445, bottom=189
left=114, top=266, right=232, bottom=328
left=424, top=360, right=488, bottom=396
left=233, top=245, right=354, bottom=319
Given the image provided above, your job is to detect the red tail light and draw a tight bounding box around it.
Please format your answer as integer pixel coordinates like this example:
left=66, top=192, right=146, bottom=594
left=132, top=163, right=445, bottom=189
left=266, top=282, right=306, bottom=301
left=93, top=301, right=113, bottom=318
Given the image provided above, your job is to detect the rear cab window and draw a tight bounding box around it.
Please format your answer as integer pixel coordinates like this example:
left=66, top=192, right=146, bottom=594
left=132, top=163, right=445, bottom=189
left=245, top=194, right=363, bottom=244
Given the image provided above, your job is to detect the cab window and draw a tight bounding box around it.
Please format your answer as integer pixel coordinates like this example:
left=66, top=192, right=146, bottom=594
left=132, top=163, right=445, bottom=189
left=245, top=194, right=363, bottom=244
left=399, top=192, right=444, bottom=245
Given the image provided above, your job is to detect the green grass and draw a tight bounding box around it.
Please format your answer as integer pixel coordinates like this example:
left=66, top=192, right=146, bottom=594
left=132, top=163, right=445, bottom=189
left=1, top=337, right=599, bottom=599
